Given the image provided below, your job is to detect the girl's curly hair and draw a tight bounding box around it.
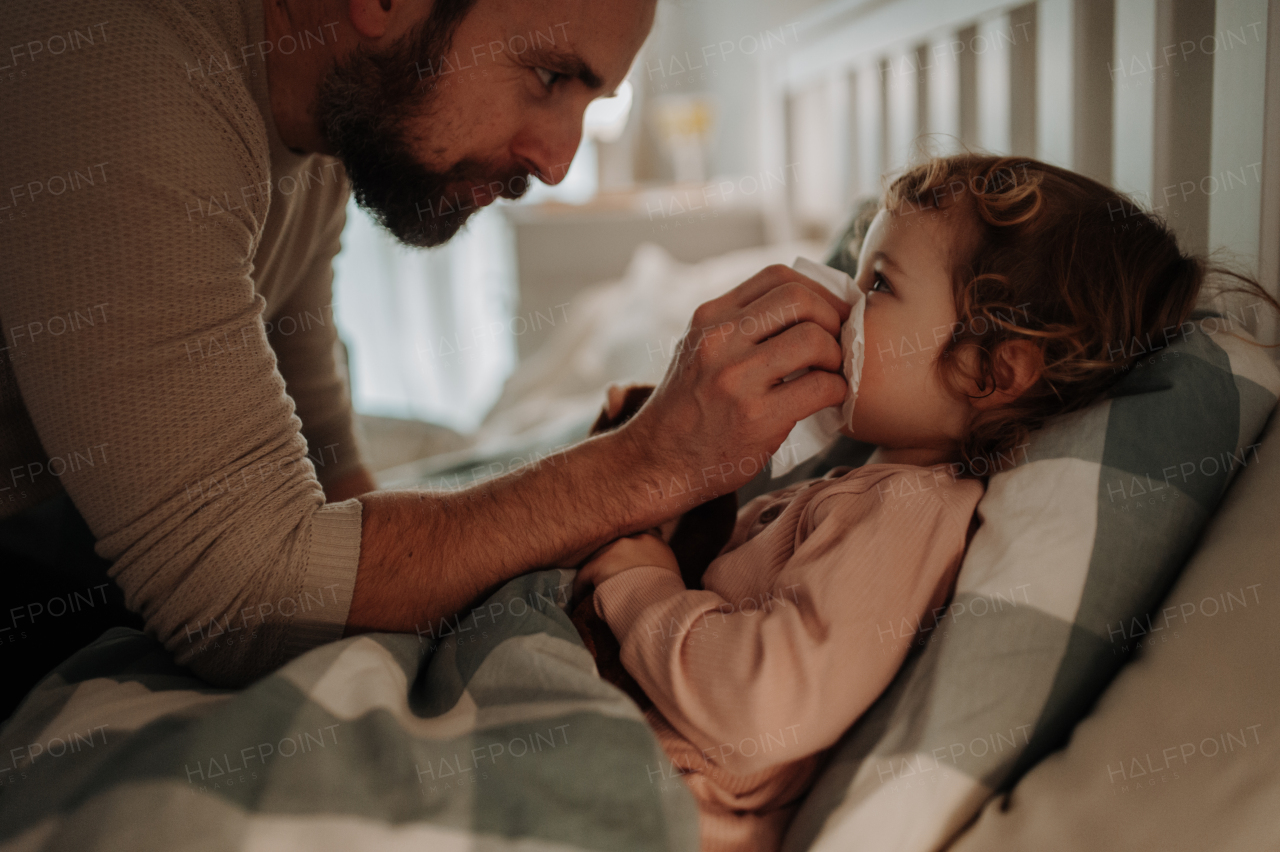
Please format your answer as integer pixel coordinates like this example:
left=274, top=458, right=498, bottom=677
left=877, top=154, right=1279, bottom=472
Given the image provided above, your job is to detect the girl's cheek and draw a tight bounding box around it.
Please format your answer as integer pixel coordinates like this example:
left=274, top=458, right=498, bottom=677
left=863, top=321, right=903, bottom=379
left=861, top=310, right=884, bottom=365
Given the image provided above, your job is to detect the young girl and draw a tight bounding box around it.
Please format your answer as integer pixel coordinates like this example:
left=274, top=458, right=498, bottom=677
left=573, top=154, right=1278, bottom=852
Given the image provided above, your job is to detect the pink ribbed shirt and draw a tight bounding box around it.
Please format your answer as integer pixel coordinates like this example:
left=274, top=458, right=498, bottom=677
left=593, top=462, right=985, bottom=852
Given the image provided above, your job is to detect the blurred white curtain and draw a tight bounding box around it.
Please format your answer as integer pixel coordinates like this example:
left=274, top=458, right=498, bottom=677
left=331, top=199, right=519, bottom=434
left=330, top=120, right=614, bottom=434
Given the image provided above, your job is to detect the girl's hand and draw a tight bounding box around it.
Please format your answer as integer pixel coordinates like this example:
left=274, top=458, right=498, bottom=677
left=604, top=382, right=646, bottom=421
left=574, top=530, right=681, bottom=599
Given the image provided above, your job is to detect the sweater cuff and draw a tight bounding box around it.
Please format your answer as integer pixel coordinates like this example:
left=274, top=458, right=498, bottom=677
left=280, top=498, right=362, bottom=661
left=593, top=565, right=688, bottom=645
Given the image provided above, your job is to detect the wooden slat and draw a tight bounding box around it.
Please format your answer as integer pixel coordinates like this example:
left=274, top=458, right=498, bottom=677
left=788, top=80, right=845, bottom=231
left=1035, top=0, right=1113, bottom=178
left=762, top=0, right=1274, bottom=340
left=1257, top=0, right=1280, bottom=345
left=925, top=34, right=964, bottom=152
left=1151, top=0, right=1217, bottom=256
left=1036, top=0, right=1074, bottom=167
left=1112, top=0, right=1159, bottom=200
left=977, top=13, right=1014, bottom=153
left=1072, top=0, right=1115, bottom=184
left=757, top=55, right=793, bottom=243
left=1207, top=0, right=1269, bottom=281
left=855, top=63, right=886, bottom=196
left=915, top=43, right=932, bottom=146
left=886, top=47, right=921, bottom=170
left=784, top=0, right=1025, bottom=87
left=1009, top=4, right=1039, bottom=157
left=827, top=68, right=855, bottom=213
left=958, top=24, right=981, bottom=149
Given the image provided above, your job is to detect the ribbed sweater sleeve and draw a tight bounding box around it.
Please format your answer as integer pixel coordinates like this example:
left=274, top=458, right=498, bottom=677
left=0, top=1, right=361, bottom=685
left=268, top=186, right=363, bottom=489
left=594, top=468, right=983, bottom=777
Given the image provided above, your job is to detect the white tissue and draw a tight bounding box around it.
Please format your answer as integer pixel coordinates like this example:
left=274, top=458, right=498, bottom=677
left=771, top=257, right=866, bottom=477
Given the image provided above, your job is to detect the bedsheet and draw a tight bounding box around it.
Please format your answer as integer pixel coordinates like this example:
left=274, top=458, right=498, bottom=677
left=0, top=570, right=699, bottom=852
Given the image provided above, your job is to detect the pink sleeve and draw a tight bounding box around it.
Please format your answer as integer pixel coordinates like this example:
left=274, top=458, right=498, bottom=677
left=593, top=474, right=981, bottom=776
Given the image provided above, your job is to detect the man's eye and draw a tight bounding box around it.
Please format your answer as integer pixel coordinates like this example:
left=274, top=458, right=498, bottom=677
left=535, top=67, right=563, bottom=89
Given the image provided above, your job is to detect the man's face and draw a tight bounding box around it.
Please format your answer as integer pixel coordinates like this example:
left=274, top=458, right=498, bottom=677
left=315, top=0, right=653, bottom=247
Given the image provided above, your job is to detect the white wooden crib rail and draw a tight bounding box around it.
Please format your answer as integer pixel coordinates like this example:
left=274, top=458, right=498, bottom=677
left=756, top=0, right=1280, bottom=347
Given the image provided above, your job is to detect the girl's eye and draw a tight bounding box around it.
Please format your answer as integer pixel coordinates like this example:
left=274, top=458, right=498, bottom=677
left=534, top=67, right=563, bottom=89
left=870, top=272, right=892, bottom=293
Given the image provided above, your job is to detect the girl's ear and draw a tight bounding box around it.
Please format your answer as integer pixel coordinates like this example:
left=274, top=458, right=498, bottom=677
left=971, top=339, right=1042, bottom=411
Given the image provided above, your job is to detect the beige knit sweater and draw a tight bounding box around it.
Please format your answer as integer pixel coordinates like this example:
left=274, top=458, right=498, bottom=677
left=0, top=0, right=366, bottom=685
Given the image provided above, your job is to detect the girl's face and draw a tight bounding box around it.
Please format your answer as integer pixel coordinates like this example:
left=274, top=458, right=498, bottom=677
left=843, top=205, right=977, bottom=462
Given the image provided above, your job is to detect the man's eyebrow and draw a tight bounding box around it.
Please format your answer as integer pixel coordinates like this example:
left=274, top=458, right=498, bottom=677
left=521, top=46, right=604, bottom=90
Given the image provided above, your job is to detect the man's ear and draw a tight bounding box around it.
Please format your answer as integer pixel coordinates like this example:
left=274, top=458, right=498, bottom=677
left=348, top=0, right=394, bottom=39
left=970, top=338, right=1042, bottom=411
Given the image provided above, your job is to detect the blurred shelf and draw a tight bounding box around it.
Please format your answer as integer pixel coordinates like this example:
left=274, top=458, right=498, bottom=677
left=501, top=190, right=767, bottom=359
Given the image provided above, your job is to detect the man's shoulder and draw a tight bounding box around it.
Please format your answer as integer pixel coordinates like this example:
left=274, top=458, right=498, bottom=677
left=1, top=0, right=275, bottom=230
left=1, top=0, right=266, bottom=136
left=1, top=0, right=257, bottom=74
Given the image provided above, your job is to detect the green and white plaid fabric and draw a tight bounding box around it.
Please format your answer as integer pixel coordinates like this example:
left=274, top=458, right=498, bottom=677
left=0, top=570, right=699, bottom=852
left=3, top=320, right=1275, bottom=852
left=783, top=318, right=1280, bottom=852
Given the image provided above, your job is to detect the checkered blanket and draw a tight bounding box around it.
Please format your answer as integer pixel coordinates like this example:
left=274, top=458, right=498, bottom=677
left=0, top=569, right=699, bottom=851
left=783, top=316, right=1280, bottom=852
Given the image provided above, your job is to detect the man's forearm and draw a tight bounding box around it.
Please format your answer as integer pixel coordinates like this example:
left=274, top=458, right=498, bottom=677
left=343, top=428, right=681, bottom=637
left=343, top=263, right=854, bottom=638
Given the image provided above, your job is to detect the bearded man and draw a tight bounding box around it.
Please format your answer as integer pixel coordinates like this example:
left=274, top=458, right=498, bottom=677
left=0, top=0, right=849, bottom=718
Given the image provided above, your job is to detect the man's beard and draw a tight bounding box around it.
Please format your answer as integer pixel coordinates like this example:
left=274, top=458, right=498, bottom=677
left=313, top=11, right=529, bottom=247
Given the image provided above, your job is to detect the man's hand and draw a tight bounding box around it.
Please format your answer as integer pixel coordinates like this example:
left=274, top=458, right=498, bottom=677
left=345, top=265, right=848, bottom=640
left=574, top=530, right=680, bottom=600
left=617, top=265, right=850, bottom=513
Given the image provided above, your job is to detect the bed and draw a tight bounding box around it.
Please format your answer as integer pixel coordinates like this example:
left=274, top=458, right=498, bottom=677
left=6, top=236, right=1277, bottom=851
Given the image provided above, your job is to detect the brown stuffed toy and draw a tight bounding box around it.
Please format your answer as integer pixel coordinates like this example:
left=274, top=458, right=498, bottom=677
left=569, top=385, right=740, bottom=710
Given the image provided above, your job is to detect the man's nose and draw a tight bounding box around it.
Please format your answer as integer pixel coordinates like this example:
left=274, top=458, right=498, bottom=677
left=510, top=110, right=584, bottom=186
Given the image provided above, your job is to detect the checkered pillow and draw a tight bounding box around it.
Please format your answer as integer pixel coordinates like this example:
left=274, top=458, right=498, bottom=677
left=782, top=317, right=1280, bottom=852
